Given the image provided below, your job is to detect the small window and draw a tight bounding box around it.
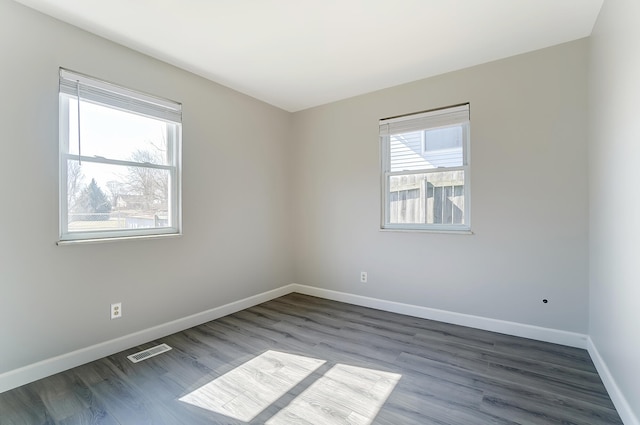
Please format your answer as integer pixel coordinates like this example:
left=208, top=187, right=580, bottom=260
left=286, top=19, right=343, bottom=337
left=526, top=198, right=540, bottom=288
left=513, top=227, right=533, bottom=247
left=58, top=69, right=182, bottom=242
left=380, top=104, right=470, bottom=231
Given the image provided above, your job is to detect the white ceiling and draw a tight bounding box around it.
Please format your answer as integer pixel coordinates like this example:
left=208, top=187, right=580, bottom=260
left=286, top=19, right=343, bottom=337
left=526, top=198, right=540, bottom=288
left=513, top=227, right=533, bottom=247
left=15, top=0, right=603, bottom=112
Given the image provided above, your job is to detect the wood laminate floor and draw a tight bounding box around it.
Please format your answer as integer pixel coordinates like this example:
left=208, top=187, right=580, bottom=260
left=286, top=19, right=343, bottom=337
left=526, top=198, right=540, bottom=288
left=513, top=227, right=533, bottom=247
left=0, top=293, right=623, bottom=425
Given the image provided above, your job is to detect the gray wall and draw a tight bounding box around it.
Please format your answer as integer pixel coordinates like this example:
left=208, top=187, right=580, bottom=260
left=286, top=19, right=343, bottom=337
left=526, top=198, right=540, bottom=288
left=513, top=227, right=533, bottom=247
left=0, top=0, right=292, bottom=375
left=291, top=40, right=590, bottom=333
left=0, top=0, right=599, bottom=388
left=589, top=0, right=640, bottom=417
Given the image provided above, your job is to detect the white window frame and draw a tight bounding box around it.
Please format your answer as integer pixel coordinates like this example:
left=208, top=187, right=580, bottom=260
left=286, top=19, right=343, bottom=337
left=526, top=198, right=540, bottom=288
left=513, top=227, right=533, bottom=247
left=380, top=103, right=470, bottom=232
left=58, top=69, right=182, bottom=243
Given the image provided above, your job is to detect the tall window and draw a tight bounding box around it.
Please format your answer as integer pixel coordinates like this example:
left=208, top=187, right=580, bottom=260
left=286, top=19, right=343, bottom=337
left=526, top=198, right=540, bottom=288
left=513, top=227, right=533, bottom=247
left=380, top=104, right=470, bottom=231
left=59, top=69, right=182, bottom=242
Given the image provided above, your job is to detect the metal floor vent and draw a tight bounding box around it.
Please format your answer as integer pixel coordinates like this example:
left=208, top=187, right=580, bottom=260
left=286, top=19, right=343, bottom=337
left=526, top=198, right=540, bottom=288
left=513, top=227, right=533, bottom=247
left=127, top=343, right=172, bottom=363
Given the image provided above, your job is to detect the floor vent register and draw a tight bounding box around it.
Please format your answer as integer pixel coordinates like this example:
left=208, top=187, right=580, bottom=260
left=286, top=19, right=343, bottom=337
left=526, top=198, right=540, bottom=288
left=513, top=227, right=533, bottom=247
left=127, top=343, right=172, bottom=363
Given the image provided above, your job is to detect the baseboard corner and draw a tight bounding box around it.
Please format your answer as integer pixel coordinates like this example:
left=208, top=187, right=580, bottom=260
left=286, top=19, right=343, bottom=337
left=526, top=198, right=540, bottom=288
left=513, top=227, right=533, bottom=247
left=587, top=337, right=639, bottom=425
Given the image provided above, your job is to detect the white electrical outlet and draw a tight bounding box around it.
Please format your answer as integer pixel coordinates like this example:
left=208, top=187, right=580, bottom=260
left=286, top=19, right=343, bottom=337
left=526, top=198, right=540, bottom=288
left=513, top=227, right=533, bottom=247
left=360, top=271, right=368, bottom=283
left=111, top=302, right=122, bottom=320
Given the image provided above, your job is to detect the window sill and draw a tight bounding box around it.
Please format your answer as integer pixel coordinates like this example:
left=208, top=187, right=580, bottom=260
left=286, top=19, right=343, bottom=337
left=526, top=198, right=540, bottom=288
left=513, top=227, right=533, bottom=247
left=379, top=228, right=473, bottom=235
left=57, top=233, right=182, bottom=246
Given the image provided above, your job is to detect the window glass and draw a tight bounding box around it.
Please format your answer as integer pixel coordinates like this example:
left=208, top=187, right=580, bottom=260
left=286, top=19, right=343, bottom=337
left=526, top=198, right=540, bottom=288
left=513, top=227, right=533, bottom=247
left=380, top=104, right=470, bottom=231
left=67, top=99, right=170, bottom=165
left=59, top=69, right=181, bottom=242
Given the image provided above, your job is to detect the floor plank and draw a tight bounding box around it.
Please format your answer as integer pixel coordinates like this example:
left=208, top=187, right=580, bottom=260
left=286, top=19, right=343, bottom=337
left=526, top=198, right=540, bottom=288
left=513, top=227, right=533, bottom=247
left=0, top=294, right=623, bottom=425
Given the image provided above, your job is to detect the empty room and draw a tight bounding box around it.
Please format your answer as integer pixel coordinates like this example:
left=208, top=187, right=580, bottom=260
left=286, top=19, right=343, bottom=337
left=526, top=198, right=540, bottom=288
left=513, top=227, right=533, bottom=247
left=0, top=0, right=638, bottom=424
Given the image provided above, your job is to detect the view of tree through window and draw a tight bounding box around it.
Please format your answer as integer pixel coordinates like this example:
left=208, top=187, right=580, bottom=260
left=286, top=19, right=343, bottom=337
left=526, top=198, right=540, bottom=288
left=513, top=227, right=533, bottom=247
left=59, top=69, right=181, bottom=241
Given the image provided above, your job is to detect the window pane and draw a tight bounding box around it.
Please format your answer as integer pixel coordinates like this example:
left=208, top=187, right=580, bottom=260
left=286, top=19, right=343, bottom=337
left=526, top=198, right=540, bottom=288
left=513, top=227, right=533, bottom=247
left=390, top=131, right=429, bottom=172
left=66, top=160, right=170, bottom=233
left=423, top=126, right=463, bottom=167
left=65, top=96, right=171, bottom=165
left=389, top=171, right=465, bottom=225
left=424, top=126, right=462, bottom=151
left=389, top=125, right=463, bottom=172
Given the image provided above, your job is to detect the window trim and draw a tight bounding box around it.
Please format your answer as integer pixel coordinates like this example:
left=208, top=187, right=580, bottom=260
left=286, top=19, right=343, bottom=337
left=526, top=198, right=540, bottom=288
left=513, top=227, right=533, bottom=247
left=380, top=103, right=471, bottom=232
left=58, top=69, right=182, bottom=243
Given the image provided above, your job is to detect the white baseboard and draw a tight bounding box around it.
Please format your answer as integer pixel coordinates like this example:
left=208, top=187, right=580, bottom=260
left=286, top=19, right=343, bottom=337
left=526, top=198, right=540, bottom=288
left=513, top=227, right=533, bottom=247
left=0, top=284, right=297, bottom=394
left=7, top=283, right=634, bottom=422
left=290, top=284, right=588, bottom=349
left=0, top=282, right=591, bottom=395
left=588, top=338, right=639, bottom=425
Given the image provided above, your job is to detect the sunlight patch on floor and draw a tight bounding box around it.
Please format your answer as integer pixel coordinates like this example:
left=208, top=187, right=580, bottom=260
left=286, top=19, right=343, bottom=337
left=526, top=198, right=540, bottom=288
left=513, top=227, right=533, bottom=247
left=179, top=350, right=325, bottom=422
left=266, top=364, right=402, bottom=425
